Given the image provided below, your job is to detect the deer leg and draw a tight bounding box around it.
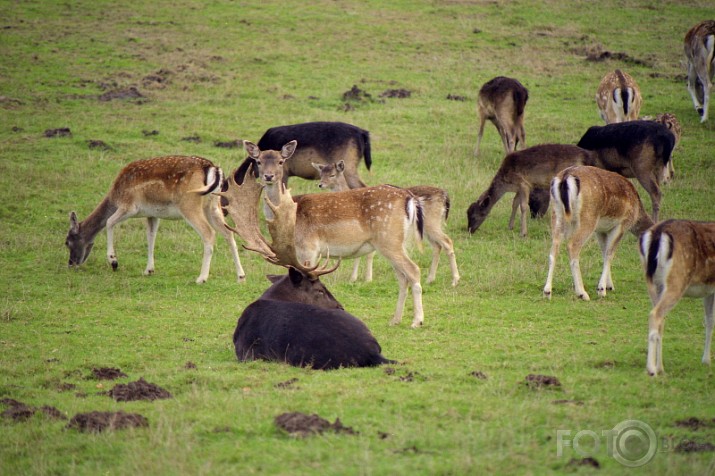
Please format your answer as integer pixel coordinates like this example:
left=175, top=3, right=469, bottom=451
left=703, top=294, right=714, bottom=365
left=349, top=257, right=361, bottom=282
left=105, top=207, right=135, bottom=271
left=474, top=114, right=487, bottom=157
left=206, top=200, right=246, bottom=283
left=144, top=217, right=160, bottom=275
left=364, top=251, right=375, bottom=282
left=635, top=172, right=662, bottom=222
left=543, top=212, right=561, bottom=299
left=518, top=184, right=530, bottom=237
left=182, top=208, right=217, bottom=284
left=595, top=226, right=625, bottom=297
left=390, top=269, right=408, bottom=326
left=426, top=229, right=459, bottom=286
left=508, top=193, right=520, bottom=231
left=647, top=286, right=683, bottom=376
left=567, top=220, right=595, bottom=301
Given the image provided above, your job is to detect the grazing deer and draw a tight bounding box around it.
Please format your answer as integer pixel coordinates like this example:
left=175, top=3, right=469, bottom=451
left=474, top=76, right=529, bottom=157
left=577, top=121, right=676, bottom=223
left=639, top=219, right=715, bottom=376
left=313, top=160, right=460, bottom=286
left=221, top=167, right=394, bottom=369
left=641, top=112, right=682, bottom=183
left=467, top=144, right=596, bottom=237
left=66, top=156, right=244, bottom=284
left=543, top=166, right=653, bottom=301
left=256, top=121, right=372, bottom=188
left=595, top=69, right=642, bottom=123
left=684, top=20, right=715, bottom=122
left=238, top=141, right=426, bottom=328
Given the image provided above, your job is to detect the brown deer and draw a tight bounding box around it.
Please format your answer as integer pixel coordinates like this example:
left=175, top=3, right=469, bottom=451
left=684, top=20, right=715, bottom=123
left=595, top=69, right=642, bottom=123
left=467, top=144, right=597, bottom=237
left=639, top=220, right=715, bottom=376
left=474, top=76, right=528, bottom=157
left=543, top=166, right=653, bottom=301
left=313, top=160, right=460, bottom=287
left=641, top=112, right=682, bottom=184
left=239, top=141, right=426, bottom=328
left=65, top=156, right=245, bottom=284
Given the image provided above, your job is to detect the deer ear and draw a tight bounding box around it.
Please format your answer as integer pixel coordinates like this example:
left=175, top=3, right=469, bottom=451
left=69, top=211, right=79, bottom=233
left=288, top=266, right=304, bottom=285
left=312, top=162, right=324, bottom=172
left=281, top=140, right=297, bottom=160
left=336, top=160, right=345, bottom=173
left=244, top=141, right=261, bottom=159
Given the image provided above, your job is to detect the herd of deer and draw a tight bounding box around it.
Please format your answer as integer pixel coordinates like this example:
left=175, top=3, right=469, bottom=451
left=66, top=21, right=714, bottom=375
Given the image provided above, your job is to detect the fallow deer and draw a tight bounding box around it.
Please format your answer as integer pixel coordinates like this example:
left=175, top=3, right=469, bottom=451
left=66, top=156, right=245, bottom=284
left=239, top=141, right=426, bottom=328
left=313, top=160, right=460, bottom=287
left=595, top=69, right=642, bottom=124
left=639, top=219, right=715, bottom=376
left=467, top=144, right=597, bottom=237
left=641, top=112, right=682, bottom=184
left=577, top=121, right=676, bottom=222
left=684, top=20, right=715, bottom=123
left=474, top=76, right=529, bottom=157
left=543, top=166, right=653, bottom=301
left=220, top=166, right=394, bottom=369
left=256, top=121, right=372, bottom=189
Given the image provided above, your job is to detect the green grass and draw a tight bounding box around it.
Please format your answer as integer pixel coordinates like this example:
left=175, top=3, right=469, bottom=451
left=2, top=0, right=715, bottom=474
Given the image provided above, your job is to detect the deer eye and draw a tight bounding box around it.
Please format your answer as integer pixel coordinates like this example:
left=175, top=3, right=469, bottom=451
left=329, top=175, right=336, bottom=178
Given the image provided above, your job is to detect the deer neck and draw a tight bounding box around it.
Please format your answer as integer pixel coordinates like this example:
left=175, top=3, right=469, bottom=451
left=262, top=182, right=281, bottom=221
left=81, top=197, right=118, bottom=242
left=331, top=174, right=351, bottom=192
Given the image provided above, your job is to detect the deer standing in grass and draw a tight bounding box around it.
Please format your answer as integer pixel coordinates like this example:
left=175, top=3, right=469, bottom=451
left=313, top=160, right=459, bottom=287
left=639, top=220, right=715, bottom=376
left=65, top=156, right=245, bottom=283
left=684, top=20, right=715, bottom=123
left=596, top=69, right=642, bottom=123
left=241, top=140, right=426, bottom=327
left=543, top=166, right=653, bottom=300
left=474, top=76, right=528, bottom=157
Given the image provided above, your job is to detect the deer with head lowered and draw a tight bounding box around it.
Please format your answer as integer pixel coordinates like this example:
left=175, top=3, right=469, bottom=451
left=65, top=155, right=245, bottom=284
left=595, top=69, right=642, bottom=124
left=684, top=20, right=715, bottom=123
left=240, top=140, right=426, bottom=327
left=639, top=219, right=715, bottom=376
left=543, top=166, right=653, bottom=301
left=313, top=160, right=459, bottom=287
left=474, top=76, right=529, bottom=158
left=217, top=164, right=395, bottom=369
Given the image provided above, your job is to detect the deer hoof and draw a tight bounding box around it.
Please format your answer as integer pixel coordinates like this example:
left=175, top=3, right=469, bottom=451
left=144, top=268, right=154, bottom=276
left=237, top=275, right=246, bottom=283
left=578, top=293, right=591, bottom=301
left=543, top=290, right=551, bottom=299
left=111, top=260, right=118, bottom=271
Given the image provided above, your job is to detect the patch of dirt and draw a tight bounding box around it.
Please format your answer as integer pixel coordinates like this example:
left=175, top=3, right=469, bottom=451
left=470, top=370, right=488, bottom=380
left=274, top=412, right=356, bottom=438
left=66, top=411, right=148, bottom=433
left=98, top=87, right=146, bottom=102
left=342, top=85, right=372, bottom=102
left=107, top=377, right=172, bottom=402
left=380, top=88, right=411, bottom=99
left=142, top=69, right=173, bottom=89
left=44, top=127, right=72, bottom=138
left=91, top=367, right=127, bottom=380
left=56, top=382, right=77, bottom=392
left=87, top=140, right=112, bottom=151
left=274, top=378, right=299, bottom=389
left=571, top=43, right=654, bottom=67
left=399, top=371, right=424, bottom=382
left=11, top=126, right=24, bottom=132
left=184, top=361, right=197, bottom=370
left=383, top=367, right=396, bottom=375
left=566, top=457, right=600, bottom=469
left=142, top=129, right=159, bottom=136
left=0, top=96, right=23, bottom=109
left=552, top=399, right=584, bottom=406
left=214, top=139, right=242, bottom=149
left=525, top=374, right=561, bottom=389
left=181, top=134, right=201, bottom=143
left=446, top=94, right=466, bottom=101
left=1, top=399, right=66, bottom=421
left=675, top=417, right=715, bottom=431
left=675, top=440, right=715, bottom=453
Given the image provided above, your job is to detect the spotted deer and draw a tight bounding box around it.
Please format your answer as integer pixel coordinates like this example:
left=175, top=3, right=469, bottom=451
left=474, top=76, right=529, bottom=157
left=641, top=112, right=683, bottom=184
left=639, top=219, right=715, bottom=376
left=684, top=20, right=715, bottom=122
left=313, top=160, right=459, bottom=287
left=237, top=141, right=426, bottom=327
left=543, top=166, right=653, bottom=300
left=66, top=156, right=244, bottom=283
left=595, top=69, right=642, bottom=123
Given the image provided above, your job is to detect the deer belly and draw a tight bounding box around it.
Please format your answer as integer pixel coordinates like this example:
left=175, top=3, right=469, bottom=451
left=135, top=204, right=184, bottom=219
left=321, top=242, right=375, bottom=259
left=595, top=217, right=622, bottom=232
left=684, top=283, right=715, bottom=298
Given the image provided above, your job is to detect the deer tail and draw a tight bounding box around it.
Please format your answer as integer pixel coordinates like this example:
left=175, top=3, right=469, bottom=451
left=189, top=166, right=224, bottom=195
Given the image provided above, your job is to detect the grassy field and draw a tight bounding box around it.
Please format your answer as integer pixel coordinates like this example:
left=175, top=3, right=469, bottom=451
left=1, top=0, right=715, bottom=474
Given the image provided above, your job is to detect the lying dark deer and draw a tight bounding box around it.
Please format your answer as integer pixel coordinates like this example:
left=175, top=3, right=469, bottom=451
left=219, top=164, right=394, bottom=370
left=684, top=20, right=715, bottom=123
left=474, top=76, right=528, bottom=157
left=256, top=121, right=372, bottom=188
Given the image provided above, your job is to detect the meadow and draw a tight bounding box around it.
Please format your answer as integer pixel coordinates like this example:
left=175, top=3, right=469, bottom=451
left=1, top=0, right=714, bottom=474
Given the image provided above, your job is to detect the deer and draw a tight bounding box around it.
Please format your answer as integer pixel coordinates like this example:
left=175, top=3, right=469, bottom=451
left=474, top=76, right=529, bottom=158
left=577, top=121, right=676, bottom=223
left=639, top=219, right=715, bottom=376
left=641, top=112, right=682, bottom=184
left=467, top=144, right=597, bottom=237
left=255, top=121, right=372, bottom=189
left=65, top=155, right=245, bottom=284
left=312, top=160, right=460, bottom=287
left=595, top=69, right=642, bottom=124
left=543, top=166, right=653, bottom=301
left=239, top=140, right=426, bottom=328
left=218, top=164, right=394, bottom=369
left=684, top=20, right=715, bottom=123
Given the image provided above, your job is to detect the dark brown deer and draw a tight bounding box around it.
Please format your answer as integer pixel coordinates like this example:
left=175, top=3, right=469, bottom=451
left=256, top=121, right=372, bottom=188
left=595, top=69, right=642, bottom=123
left=684, top=20, right=715, bottom=123
left=639, top=219, right=715, bottom=376
left=219, top=165, right=394, bottom=369
left=543, top=166, right=653, bottom=300
left=313, top=160, right=460, bottom=287
left=467, top=144, right=597, bottom=237
left=474, top=76, right=528, bottom=157
left=66, top=156, right=244, bottom=284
